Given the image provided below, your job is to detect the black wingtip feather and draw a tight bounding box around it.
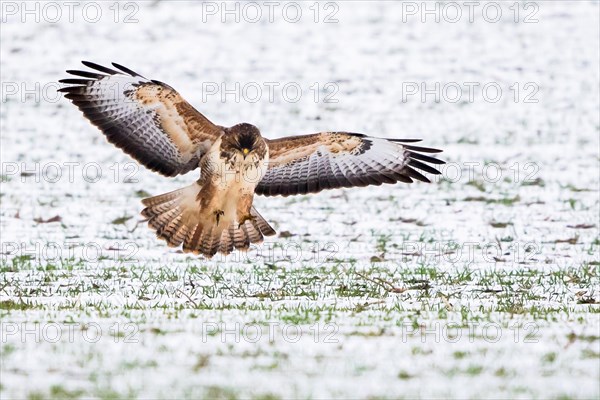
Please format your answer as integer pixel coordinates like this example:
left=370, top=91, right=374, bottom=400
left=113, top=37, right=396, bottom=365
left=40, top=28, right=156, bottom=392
left=397, top=175, right=414, bottom=184
left=402, top=166, right=431, bottom=183
left=62, top=92, right=86, bottom=99
left=408, top=151, right=445, bottom=165
left=112, top=62, right=142, bottom=77
left=66, top=70, right=104, bottom=79
left=403, top=145, right=443, bottom=153
left=408, top=159, right=442, bottom=175
left=81, top=61, right=119, bottom=75
left=58, top=78, right=92, bottom=85
left=389, top=138, right=423, bottom=143
left=58, top=86, right=86, bottom=93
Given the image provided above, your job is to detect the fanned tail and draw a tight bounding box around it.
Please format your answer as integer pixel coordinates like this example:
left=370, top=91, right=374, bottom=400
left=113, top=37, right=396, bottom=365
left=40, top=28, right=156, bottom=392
left=141, top=185, right=276, bottom=258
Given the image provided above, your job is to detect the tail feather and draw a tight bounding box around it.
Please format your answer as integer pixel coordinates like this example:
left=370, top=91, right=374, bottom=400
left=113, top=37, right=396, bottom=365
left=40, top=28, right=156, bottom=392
left=158, top=213, right=184, bottom=245
left=185, top=222, right=205, bottom=254
left=244, top=220, right=263, bottom=243
left=219, top=225, right=235, bottom=254
left=234, top=224, right=251, bottom=250
left=209, top=229, right=222, bottom=257
left=141, top=187, right=187, bottom=208
left=251, top=207, right=276, bottom=236
left=150, top=208, right=180, bottom=234
left=147, top=201, right=179, bottom=217
left=141, top=184, right=277, bottom=258
left=183, top=224, right=201, bottom=253
left=168, top=223, right=189, bottom=247
left=199, top=226, right=219, bottom=257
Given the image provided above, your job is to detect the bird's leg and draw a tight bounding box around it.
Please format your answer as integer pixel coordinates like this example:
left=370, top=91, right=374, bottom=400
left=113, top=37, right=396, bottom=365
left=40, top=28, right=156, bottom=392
left=213, top=209, right=224, bottom=226
left=237, top=193, right=255, bottom=228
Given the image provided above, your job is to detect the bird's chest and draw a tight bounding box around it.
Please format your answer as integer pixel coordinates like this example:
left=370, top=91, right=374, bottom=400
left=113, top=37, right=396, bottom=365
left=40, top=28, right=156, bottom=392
left=204, top=148, right=268, bottom=194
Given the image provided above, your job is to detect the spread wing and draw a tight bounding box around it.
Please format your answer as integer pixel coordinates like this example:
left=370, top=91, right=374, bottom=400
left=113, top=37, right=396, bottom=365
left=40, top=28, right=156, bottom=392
left=59, top=61, right=224, bottom=176
left=256, top=132, right=444, bottom=197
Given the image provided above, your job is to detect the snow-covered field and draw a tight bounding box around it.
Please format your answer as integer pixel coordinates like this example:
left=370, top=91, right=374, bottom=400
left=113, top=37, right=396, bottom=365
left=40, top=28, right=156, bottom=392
left=1, top=1, right=599, bottom=398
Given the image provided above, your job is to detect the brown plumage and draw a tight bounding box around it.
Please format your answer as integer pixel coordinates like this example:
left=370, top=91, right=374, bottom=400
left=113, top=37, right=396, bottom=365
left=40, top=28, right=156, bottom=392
left=60, top=61, right=445, bottom=258
left=138, top=124, right=274, bottom=258
left=140, top=176, right=275, bottom=257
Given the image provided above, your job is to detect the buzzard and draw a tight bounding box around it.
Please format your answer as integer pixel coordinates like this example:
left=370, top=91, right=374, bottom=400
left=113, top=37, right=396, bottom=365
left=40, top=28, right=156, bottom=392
left=59, top=62, right=445, bottom=258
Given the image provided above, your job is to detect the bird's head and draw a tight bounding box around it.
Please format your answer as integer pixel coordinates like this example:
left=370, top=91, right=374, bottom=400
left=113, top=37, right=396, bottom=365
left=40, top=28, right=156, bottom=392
left=224, top=123, right=265, bottom=161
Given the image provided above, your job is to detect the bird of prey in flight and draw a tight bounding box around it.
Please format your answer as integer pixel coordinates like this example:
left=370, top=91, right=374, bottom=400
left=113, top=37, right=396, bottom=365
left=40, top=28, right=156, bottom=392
left=59, top=61, right=445, bottom=258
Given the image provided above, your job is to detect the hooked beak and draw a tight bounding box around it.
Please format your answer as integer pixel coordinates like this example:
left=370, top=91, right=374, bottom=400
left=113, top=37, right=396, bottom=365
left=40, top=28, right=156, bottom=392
left=242, top=148, right=250, bottom=158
